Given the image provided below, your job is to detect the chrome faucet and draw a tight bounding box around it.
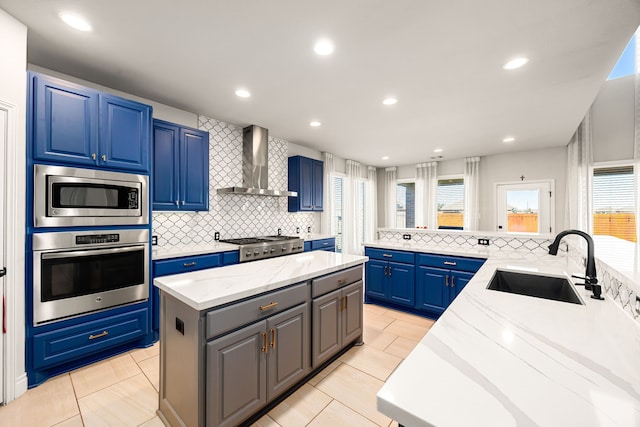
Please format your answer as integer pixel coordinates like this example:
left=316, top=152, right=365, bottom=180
left=548, top=229, right=603, bottom=300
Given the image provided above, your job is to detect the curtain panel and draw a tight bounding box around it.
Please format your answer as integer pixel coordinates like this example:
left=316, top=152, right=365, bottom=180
left=385, top=167, right=397, bottom=228
left=564, top=111, right=593, bottom=233
left=365, top=166, right=378, bottom=243
left=415, top=162, right=438, bottom=229
left=463, top=157, right=480, bottom=230
left=343, top=160, right=362, bottom=255
left=320, top=152, right=335, bottom=235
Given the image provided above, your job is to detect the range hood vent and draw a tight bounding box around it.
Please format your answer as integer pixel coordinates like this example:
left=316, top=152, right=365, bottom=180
left=217, top=125, right=297, bottom=197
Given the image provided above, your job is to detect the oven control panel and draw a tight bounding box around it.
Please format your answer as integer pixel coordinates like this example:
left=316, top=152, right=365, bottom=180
left=76, top=234, right=120, bottom=245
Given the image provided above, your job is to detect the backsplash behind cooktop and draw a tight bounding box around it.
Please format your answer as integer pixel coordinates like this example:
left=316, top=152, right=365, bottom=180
left=152, top=116, right=319, bottom=247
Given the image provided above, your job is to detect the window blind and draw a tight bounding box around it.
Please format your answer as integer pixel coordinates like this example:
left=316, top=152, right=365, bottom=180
left=437, top=178, right=464, bottom=229
left=592, top=165, right=636, bottom=242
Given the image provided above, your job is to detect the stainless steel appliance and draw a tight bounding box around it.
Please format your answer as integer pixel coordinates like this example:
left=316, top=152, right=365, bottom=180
left=34, top=164, right=149, bottom=227
left=32, top=229, right=149, bottom=324
left=219, top=235, right=304, bottom=262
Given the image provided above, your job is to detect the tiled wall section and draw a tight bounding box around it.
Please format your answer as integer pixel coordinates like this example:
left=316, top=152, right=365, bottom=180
left=565, top=241, right=639, bottom=323
left=377, top=230, right=555, bottom=255
left=152, top=116, right=319, bottom=246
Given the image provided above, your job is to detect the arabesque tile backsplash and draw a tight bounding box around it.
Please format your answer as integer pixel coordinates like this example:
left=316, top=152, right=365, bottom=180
left=152, top=116, right=319, bottom=246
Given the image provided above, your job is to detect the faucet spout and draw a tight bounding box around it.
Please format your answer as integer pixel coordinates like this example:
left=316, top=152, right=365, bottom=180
left=548, top=229, right=603, bottom=300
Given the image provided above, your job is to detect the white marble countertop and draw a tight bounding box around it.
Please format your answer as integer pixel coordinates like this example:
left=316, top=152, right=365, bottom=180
left=375, top=247, right=640, bottom=426
left=152, top=234, right=336, bottom=260
left=153, top=250, right=367, bottom=311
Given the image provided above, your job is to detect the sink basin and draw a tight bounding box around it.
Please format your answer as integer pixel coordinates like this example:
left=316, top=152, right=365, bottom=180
left=487, top=270, right=583, bottom=305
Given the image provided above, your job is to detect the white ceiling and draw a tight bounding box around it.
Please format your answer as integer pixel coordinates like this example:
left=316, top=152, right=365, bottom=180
left=2, top=0, right=639, bottom=166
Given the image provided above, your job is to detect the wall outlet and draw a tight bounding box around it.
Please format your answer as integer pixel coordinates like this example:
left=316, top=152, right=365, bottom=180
left=296, top=227, right=300, bottom=234
left=635, top=295, right=640, bottom=315
left=402, top=234, right=412, bottom=240
left=214, top=231, right=220, bottom=241
left=477, top=238, right=490, bottom=246
left=277, top=228, right=282, bottom=236
left=151, top=235, right=158, bottom=246
left=307, top=226, right=312, bottom=233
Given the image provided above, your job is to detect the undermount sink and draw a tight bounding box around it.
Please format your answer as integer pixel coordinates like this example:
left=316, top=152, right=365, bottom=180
left=487, top=270, right=584, bottom=305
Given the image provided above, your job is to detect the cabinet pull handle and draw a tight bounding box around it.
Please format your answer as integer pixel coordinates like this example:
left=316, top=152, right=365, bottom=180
left=101, top=154, right=107, bottom=161
left=337, top=278, right=347, bottom=285
left=388, top=267, right=392, bottom=277
left=181, top=200, right=185, bottom=205
left=175, top=201, right=179, bottom=206
left=91, top=153, right=97, bottom=160
left=183, top=262, right=196, bottom=267
left=89, top=330, right=109, bottom=340
left=382, top=253, right=393, bottom=258
left=270, top=328, right=276, bottom=349
left=444, top=261, right=457, bottom=266
left=445, top=275, right=449, bottom=287
left=451, top=276, right=455, bottom=287
left=261, top=332, right=268, bottom=353
left=344, top=295, right=348, bottom=311
left=383, top=266, right=388, bottom=276
left=259, top=301, right=278, bottom=311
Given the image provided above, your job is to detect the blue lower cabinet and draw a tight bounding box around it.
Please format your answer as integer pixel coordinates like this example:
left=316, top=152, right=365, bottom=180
left=415, top=266, right=448, bottom=315
left=303, top=241, right=312, bottom=252
left=311, top=238, right=335, bottom=251
left=364, top=249, right=415, bottom=307
left=223, top=250, right=239, bottom=266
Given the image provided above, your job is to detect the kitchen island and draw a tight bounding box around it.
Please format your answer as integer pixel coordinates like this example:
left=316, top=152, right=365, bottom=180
left=373, top=239, right=640, bottom=427
left=154, top=250, right=368, bottom=427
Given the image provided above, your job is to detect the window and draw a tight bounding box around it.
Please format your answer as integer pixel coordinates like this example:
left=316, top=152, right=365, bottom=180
left=607, top=34, right=636, bottom=81
left=396, top=181, right=415, bottom=228
left=437, top=178, right=464, bottom=229
left=333, top=175, right=344, bottom=252
left=592, top=165, right=636, bottom=242
left=332, top=176, right=369, bottom=253
left=496, top=181, right=552, bottom=234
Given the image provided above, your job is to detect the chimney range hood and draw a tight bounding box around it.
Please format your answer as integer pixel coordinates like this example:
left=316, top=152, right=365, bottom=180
left=217, top=125, right=297, bottom=197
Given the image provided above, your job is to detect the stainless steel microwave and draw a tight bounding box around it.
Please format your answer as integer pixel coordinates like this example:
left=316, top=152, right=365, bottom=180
left=34, top=164, right=149, bottom=227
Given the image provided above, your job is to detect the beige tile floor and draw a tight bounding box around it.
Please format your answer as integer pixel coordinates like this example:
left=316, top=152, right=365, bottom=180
left=0, top=304, right=434, bottom=427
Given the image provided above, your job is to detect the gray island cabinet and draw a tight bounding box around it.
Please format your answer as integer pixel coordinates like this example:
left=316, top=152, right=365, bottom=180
left=154, top=251, right=367, bottom=427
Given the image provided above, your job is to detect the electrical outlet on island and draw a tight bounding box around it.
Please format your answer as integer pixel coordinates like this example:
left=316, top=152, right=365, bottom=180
left=477, top=238, right=490, bottom=246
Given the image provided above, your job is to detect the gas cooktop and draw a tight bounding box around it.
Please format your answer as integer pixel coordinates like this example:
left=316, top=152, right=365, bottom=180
left=219, top=235, right=304, bottom=262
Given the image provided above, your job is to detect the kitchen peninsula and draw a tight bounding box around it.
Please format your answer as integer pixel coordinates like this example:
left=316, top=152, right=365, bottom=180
left=153, top=250, right=368, bottom=427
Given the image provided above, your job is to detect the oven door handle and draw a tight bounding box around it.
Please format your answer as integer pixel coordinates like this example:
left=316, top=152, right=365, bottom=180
left=41, top=245, right=145, bottom=260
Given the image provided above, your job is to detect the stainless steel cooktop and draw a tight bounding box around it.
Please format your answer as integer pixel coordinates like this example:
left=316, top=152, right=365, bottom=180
left=219, top=235, right=304, bottom=262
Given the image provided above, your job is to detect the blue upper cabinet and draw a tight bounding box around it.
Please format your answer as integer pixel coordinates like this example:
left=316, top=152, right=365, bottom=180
left=29, top=71, right=152, bottom=173
left=152, top=119, right=209, bottom=211
left=99, top=94, right=151, bottom=172
left=288, top=156, right=324, bottom=212
left=31, top=73, right=99, bottom=166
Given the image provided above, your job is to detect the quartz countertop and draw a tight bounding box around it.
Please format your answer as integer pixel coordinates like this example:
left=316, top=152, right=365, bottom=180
left=374, top=243, right=640, bottom=427
left=153, top=250, right=367, bottom=311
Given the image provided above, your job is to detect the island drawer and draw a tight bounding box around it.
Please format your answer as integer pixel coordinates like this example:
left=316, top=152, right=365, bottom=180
left=364, top=248, right=415, bottom=264
left=311, top=266, right=363, bottom=298
left=154, top=253, right=222, bottom=277
left=417, top=254, right=485, bottom=272
left=206, top=282, right=309, bottom=339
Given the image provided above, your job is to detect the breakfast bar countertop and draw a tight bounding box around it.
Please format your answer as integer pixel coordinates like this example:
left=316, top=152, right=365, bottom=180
left=371, top=241, right=640, bottom=427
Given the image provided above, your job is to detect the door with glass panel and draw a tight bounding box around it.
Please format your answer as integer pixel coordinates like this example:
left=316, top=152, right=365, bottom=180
left=496, top=181, right=552, bottom=234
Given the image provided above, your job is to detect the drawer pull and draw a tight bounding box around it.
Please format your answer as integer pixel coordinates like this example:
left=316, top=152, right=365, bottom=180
left=270, top=328, right=276, bottom=349
left=261, top=332, right=268, bottom=353
left=322, top=242, right=328, bottom=246
left=444, top=261, right=457, bottom=266
left=445, top=276, right=449, bottom=287
left=259, top=301, right=279, bottom=311
left=89, top=330, right=109, bottom=340
left=183, top=261, right=197, bottom=267
left=382, top=253, right=393, bottom=258
left=337, top=278, right=347, bottom=285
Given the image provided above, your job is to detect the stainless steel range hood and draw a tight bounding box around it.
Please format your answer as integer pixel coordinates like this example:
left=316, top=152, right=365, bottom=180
left=217, top=125, right=297, bottom=197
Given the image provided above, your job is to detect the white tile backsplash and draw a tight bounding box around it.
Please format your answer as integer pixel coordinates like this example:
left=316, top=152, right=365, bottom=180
left=152, top=116, right=319, bottom=246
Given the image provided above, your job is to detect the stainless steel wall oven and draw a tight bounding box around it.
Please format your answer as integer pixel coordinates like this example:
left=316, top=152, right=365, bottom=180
left=32, top=229, right=149, bottom=325
left=34, top=164, right=149, bottom=227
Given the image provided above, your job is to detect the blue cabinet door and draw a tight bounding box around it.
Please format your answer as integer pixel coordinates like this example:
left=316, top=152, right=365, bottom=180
left=152, top=121, right=180, bottom=210
left=450, top=270, right=474, bottom=301
left=180, top=128, right=209, bottom=211
left=299, top=157, right=315, bottom=210
left=388, top=262, right=415, bottom=307
left=99, top=94, right=151, bottom=172
left=365, top=260, right=387, bottom=300
left=415, top=266, right=448, bottom=314
left=312, top=159, right=324, bottom=211
left=31, top=72, right=99, bottom=165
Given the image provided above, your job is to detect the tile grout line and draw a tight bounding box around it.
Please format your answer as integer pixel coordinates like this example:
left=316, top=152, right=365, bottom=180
left=302, top=396, right=334, bottom=426
left=66, top=372, right=86, bottom=427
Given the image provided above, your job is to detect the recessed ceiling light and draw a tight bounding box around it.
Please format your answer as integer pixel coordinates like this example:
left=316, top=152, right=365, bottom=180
left=503, top=57, right=529, bottom=70
left=235, top=89, right=251, bottom=98
left=503, top=136, right=515, bottom=143
left=59, top=12, right=92, bottom=32
left=382, top=98, right=397, bottom=106
left=382, top=156, right=390, bottom=160
left=433, top=148, right=443, bottom=153
left=314, top=40, right=334, bottom=56
left=310, top=121, right=321, bottom=127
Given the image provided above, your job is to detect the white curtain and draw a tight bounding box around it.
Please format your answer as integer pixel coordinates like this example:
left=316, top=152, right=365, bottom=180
left=365, top=166, right=377, bottom=243
left=320, top=152, right=335, bottom=235
left=564, top=112, right=593, bottom=232
left=385, top=167, right=397, bottom=228
left=415, top=162, right=438, bottom=229
left=343, top=160, right=362, bottom=255
left=463, top=157, right=480, bottom=230
left=634, top=35, right=640, bottom=242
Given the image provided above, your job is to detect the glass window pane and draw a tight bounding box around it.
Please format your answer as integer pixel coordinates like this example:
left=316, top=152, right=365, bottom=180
left=396, top=183, right=415, bottom=228
left=437, top=178, right=464, bottom=229
left=593, top=166, right=636, bottom=242
left=608, top=34, right=636, bottom=80
left=506, top=190, right=539, bottom=232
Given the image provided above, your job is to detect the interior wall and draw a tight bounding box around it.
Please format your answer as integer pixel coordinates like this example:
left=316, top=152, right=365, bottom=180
left=0, top=8, right=28, bottom=401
